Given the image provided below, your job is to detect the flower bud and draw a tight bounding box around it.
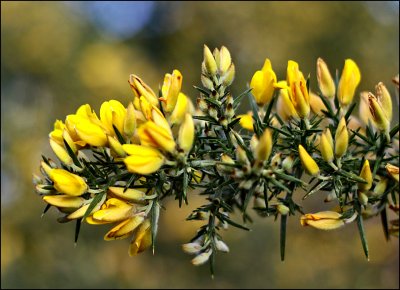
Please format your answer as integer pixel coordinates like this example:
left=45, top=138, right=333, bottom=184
left=337, top=59, right=361, bottom=108
left=203, top=45, right=217, bottom=76
left=298, top=145, right=319, bottom=176
left=221, top=63, right=235, bottom=87
left=358, top=191, right=368, bottom=206
left=182, top=242, right=203, bottom=254
left=107, top=136, right=126, bottom=157
left=238, top=113, right=254, bottom=131
left=218, top=46, right=232, bottom=74
left=124, top=102, right=136, bottom=138
left=310, top=91, right=327, bottom=116
left=316, top=58, right=336, bottom=99
left=191, top=249, right=212, bottom=266
left=43, top=195, right=85, bottom=208
left=178, top=113, right=195, bottom=153
left=201, top=75, right=214, bottom=90
left=160, top=69, right=183, bottom=112
left=128, top=74, right=159, bottom=107
left=254, top=129, right=273, bottom=162
left=335, top=117, right=348, bottom=158
left=282, top=154, right=295, bottom=172
left=215, top=238, right=229, bottom=253
left=368, top=92, right=391, bottom=133
left=372, top=176, right=388, bottom=197
left=358, top=160, right=372, bottom=192
left=276, top=204, right=290, bottom=215
left=250, top=58, right=276, bottom=106
left=319, top=129, right=334, bottom=163
left=49, top=138, right=73, bottom=166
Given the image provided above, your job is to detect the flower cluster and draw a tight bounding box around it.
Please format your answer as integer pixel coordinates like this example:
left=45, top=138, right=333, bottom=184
left=33, top=45, right=399, bottom=275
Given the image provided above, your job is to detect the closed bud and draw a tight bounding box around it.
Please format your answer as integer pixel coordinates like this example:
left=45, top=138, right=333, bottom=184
left=128, top=74, right=159, bottom=107
left=255, top=129, right=273, bottom=162
left=236, top=146, right=250, bottom=165
left=182, top=242, right=203, bottom=254
left=317, top=58, right=336, bottom=99
left=203, top=45, right=217, bottom=76
left=160, top=69, right=183, bottom=112
left=49, top=169, right=88, bottom=196
left=208, top=106, right=218, bottom=120
left=201, top=74, right=214, bottom=90
left=358, top=191, right=369, bottom=206
left=375, top=82, right=392, bottom=122
left=215, top=238, right=229, bottom=253
left=337, top=59, right=361, bottom=108
left=276, top=204, right=290, bottom=215
left=124, top=102, right=136, bottom=138
left=270, top=153, right=282, bottom=169
left=298, top=145, right=319, bottom=176
left=197, top=97, right=208, bottom=112
left=221, top=63, right=235, bottom=87
left=49, top=138, right=73, bottom=166
left=107, top=136, right=126, bottom=157
left=319, top=129, right=334, bottom=162
left=335, top=117, right=348, bottom=158
left=43, top=195, right=85, bottom=208
left=218, top=46, right=232, bottom=74
left=282, top=154, right=295, bottom=172
left=372, top=176, right=388, bottom=197
left=310, top=91, right=327, bottom=116
left=191, top=249, right=212, bottom=266
left=358, top=160, right=372, bottom=192
left=178, top=113, right=195, bottom=153
left=238, top=113, right=254, bottom=131
left=368, top=92, right=391, bottom=133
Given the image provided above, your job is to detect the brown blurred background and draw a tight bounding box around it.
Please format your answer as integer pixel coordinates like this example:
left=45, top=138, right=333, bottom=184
left=1, top=1, right=399, bottom=288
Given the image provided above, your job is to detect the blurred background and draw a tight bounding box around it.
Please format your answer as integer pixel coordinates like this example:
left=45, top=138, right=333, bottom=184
left=1, top=1, right=399, bottom=288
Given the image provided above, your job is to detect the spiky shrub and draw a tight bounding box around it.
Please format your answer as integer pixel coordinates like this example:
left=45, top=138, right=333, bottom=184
left=33, top=45, right=399, bottom=276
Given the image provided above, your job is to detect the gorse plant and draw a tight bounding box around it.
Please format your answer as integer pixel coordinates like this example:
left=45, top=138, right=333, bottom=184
left=33, top=45, right=399, bottom=276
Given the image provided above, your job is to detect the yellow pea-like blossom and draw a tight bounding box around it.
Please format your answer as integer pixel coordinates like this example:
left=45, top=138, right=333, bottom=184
left=129, top=218, right=152, bottom=256
left=49, top=119, right=66, bottom=146
left=160, top=69, right=183, bottom=112
left=123, top=144, right=165, bottom=175
left=138, top=121, right=176, bottom=153
left=92, top=198, right=133, bottom=223
left=43, top=195, right=85, bottom=208
left=337, top=59, right=361, bottom=108
left=73, top=116, right=108, bottom=147
left=169, top=92, right=191, bottom=125
left=104, top=215, right=145, bottom=240
left=298, top=145, right=319, bottom=176
left=108, top=186, right=146, bottom=202
left=335, top=117, right=348, bottom=158
left=250, top=58, right=277, bottom=106
left=128, top=74, right=159, bottom=107
left=107, top=136, right=126, bottom=157
left=300, top=211, right=345, bottom=230
left=275, top=83, right=299, bottom=121
left=100, top=99, right=126, bottom=136
left=316, top=58, right=336, bottom=99
left=49, top=168, right=88, bottom=196
left=367, top=92, right=391, bottom=133
left=286, top=60, right=310, bottom=119
left=309, top=91, right=327, bottom=116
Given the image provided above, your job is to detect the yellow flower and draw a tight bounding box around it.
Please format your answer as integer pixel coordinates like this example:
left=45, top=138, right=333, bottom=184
left=107, top=136, right=126, bottom=157
left=337, top=59, right=361, bottom=108
left=335, top=117, right=348, bottom=158
left=286, top=60, right=310, bottom=119
left=367, top=92, right=391, bottom=133
left=129, top=219, right=152, bottom=256
left=275, top=83, right=299, bottom=121
left=138, top=121, right=176, bottom=153
left=92, top=198, right=134, bottom=223
left=49, top=168, right=88, bottom=196
left=254, top=129, right=273, bottom=162
left=169, top=92, right=191, bottom=125
left=250, top=58, right=277, bottom=106
left=316, top=58, right=336, bottom=99
left=100, top=100, right=126, bottom=136
left=160, top=69, right=183, bottom=112
left=386, top=164, right=399, bottom=183
left=43, top=195, right=85, bottom=208
left=128, top=74, right=159, bottom=107
left=49, top=120, right=66, bottom=146
left=238, top=112, right=254, bottom=131
left=74, top=116, right=108, bottom=147
left=123, top=144, right=165, bottom=175
left=178, top=113, right=195, bottom=153
left=104, top=215, right=145, bottom=240
left=358, top=160, right=373, bottom=192
left=298, top=144, right=319, bottom=176
left=108, top=186, right=146, bottom=202
left=300, top=211, right=345, bottom=230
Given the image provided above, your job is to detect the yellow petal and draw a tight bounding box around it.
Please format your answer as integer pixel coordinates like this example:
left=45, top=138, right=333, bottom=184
left=178, top=113, right=194, bottom=153
left=169, top=92, right=189, bottom=125
left=238, top=113, right=254, bottom=131
left=43, top=195, right=85, bottom=208
left=255, top=129, right=272, bottom=162
left=49, top=138, right=73, bottom=166
left=129, top=219, right=152, bottom=256
left=50, top=169, right=88, bottom=196
left=317, top=58, right=336, bottom=99
left=75, top=118, right=108, bottom=147
left=358, top=160, right=373, bottom=192
left=122, top=144, right=165, bottom=175
left=338, top=59, right=361, bottom=107
left=335, top=117, right=348, bottom=158
left=92, top=198, right=133, bottom=222
left=104, top=215, right=145, bottom=240
left=108, top=186, right=146, bottom=202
